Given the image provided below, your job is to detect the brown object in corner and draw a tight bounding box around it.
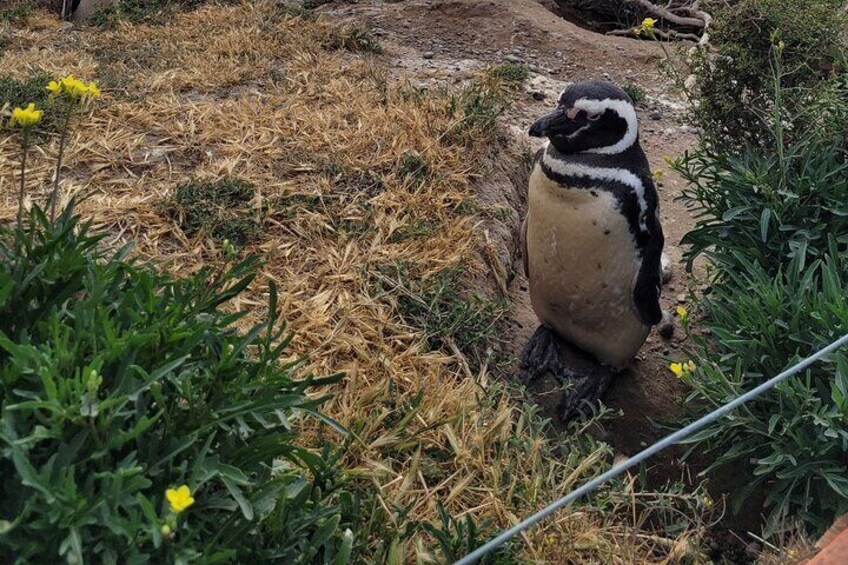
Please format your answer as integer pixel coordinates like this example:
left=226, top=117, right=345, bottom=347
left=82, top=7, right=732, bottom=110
left=801, top=514, right=848, bottom=565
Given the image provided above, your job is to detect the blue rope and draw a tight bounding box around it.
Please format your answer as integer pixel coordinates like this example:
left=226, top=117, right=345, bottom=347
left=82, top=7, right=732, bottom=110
left=453, top=333, right=848, bottom=565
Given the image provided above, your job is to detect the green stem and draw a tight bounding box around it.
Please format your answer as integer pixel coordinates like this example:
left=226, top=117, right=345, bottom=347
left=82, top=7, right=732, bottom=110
left=49, top=104, right=74, bottom=224
left=17, top=131, right=29, bottom=230
left=655, top=35, right=693, bottom=105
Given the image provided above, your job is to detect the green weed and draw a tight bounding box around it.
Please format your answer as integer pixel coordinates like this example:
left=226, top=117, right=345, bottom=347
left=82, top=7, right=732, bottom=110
left=87, top=0, right=239, bottom=26
left=322, top=25, right=382, bottom=53
left=372, top=263, right=508, bottom=360
left=621, top=82, right=646, bottom=104
left=387, top=218, right=439, bottom=243
left=489, top=63, right=529, bottom=83
left=397, top=151, right=428, bottom=179
left=0, top=73, right=59, bottom=137
left=0, top=1, right=33, bottom=24
left=166, top=177, right=261, bottom=245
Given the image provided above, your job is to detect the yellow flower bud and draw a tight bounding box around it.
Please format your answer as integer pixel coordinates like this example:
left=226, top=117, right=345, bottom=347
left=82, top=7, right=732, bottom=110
left=160, top=524, right=172, bottom=537
left=676, top=305, right=688, bottom=321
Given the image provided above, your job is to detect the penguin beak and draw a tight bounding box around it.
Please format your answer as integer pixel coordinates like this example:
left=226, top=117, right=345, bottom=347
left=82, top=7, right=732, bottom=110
left=529, top=107, right=586, bottom=138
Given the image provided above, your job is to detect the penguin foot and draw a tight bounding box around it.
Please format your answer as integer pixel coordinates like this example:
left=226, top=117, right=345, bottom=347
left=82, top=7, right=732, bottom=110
left=520, top=325, right=615, bottom=423
left=556, top=369, right=615, bottom=424
left=657, top=310, right=675, bottom=339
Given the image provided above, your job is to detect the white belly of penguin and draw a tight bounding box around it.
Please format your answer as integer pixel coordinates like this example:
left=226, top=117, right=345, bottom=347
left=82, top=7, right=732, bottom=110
left=526, top=167, right=649, bottom=369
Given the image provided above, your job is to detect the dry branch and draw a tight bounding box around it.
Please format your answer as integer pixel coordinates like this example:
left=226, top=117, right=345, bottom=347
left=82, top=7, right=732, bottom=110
left=609, top=0, right=712, bottom=44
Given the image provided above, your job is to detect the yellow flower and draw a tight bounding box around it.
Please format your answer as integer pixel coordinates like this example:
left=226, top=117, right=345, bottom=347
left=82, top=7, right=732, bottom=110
left=669, top=360, right=696, bottom=378
left=47, top=76, right=101, bottom=101
left=638, top=17, right=658, bottom=36
left=86, top=81, right=101, bottom=99
left=653, top=169, right=664, bottom=180
left=676, top=305, right=688, bottom=321
left=62, top=76, right=89, bottom=99
left=703, top=495, right=713, bottom=508
left=11, top=103, right=43, bottom=128
left=165, top=485, right=195, bottom=513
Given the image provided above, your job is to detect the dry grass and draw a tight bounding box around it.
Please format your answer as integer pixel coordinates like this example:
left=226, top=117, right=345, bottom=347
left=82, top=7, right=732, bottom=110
left=0, top=2, right=709, bottom=562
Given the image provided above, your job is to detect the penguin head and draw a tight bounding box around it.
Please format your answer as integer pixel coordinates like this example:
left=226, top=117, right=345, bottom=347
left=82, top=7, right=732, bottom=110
left=528, top=80, right=638, bottom=155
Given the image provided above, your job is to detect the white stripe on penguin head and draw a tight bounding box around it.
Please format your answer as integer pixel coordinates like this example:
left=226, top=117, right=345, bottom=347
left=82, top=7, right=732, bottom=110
left=572, top=98, right=638, bottom=155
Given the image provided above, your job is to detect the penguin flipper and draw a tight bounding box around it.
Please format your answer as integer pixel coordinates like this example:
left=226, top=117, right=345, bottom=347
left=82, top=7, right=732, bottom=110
left=520, top=325, right=615, bottom=423
left=632, top=187, right=665, bottom=326
left=632, top=267, right=662, bottom=326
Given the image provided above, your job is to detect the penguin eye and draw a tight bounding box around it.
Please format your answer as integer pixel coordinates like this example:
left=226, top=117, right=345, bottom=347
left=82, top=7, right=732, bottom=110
left=587, top=113, right=601, bottom=121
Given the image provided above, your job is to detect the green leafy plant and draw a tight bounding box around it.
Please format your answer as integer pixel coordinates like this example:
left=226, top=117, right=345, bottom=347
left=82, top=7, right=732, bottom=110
left=677, top=39, right=848, bottom=276
left=675, top=42, right=848, bottom=536
left=687, top=0, right=847, bottom=150
left=0, top=76, right=355, bottom=561
left=0, top=205, right=352, bottom=563
left=678, top=248, right=848, bottom=535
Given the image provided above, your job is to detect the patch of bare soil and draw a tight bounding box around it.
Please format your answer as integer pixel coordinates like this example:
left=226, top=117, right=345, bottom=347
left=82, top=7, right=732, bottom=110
left=321, top=0, right=763, bottom=557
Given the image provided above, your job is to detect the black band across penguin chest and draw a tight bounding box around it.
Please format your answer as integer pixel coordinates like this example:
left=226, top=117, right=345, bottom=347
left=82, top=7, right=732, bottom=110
left=539, top=150, right=651, bottom=253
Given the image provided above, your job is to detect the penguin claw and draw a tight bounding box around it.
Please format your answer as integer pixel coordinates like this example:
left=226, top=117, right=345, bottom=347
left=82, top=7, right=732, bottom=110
left=520, top=325, right=615, bottom=423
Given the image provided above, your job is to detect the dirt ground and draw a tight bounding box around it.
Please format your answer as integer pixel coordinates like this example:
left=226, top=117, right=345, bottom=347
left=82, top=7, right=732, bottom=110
left=321, top=0, right=763, bottom=553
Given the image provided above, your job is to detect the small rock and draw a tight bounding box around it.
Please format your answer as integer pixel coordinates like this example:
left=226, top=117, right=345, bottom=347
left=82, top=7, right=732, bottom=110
left=602, top=72, right=611, bottom=80
left=422, top=52, right=435, bottom=59
left=531, top=91, right=546, bottom=101
left=676, top=293, right=687, bottom=303
left=651, top=111, right=663, bottom=121
left=505, top=54, right=523, bottom=63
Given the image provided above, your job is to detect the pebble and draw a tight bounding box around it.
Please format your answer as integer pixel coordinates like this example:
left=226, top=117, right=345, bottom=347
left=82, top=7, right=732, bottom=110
left=676, top=293, right=687, bottom=303
left=505, top=54, right=523, bottom=63
left=531, top=91, right=546, bottom=101
left=602, top=72, right=611, bottom=80
left=422, top=52, right=435, bottom=59
left=651, top=111, right=663, bottom=121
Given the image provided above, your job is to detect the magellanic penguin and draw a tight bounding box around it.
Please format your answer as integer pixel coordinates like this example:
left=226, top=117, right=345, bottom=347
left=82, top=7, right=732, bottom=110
left=521, top=80, right=666, bottom=415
